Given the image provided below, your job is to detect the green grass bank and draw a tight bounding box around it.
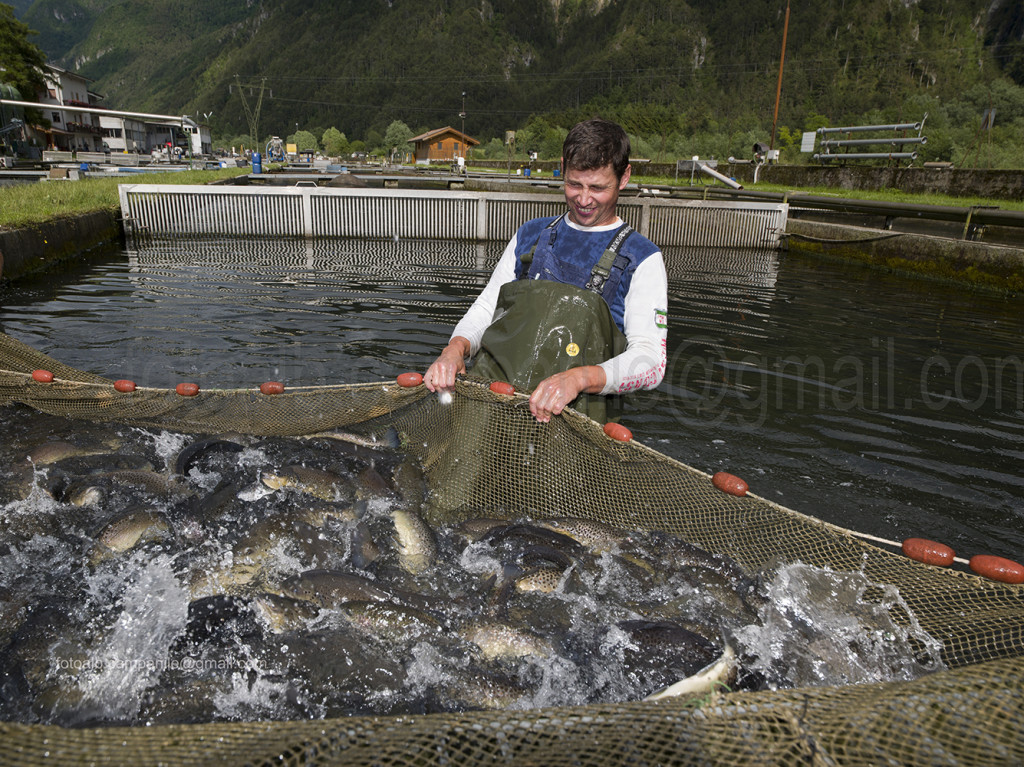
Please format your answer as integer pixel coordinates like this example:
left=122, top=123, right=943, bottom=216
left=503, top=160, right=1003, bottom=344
left=0, top=167, right=250, bottom=282
left=0, top=167, right=250, bottom=230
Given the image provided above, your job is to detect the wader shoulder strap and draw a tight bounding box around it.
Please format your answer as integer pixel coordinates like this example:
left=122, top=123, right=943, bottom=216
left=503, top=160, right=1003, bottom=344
left=584, top=224, right=634, bottom=298
left=517, top=214, right=564, bottom=279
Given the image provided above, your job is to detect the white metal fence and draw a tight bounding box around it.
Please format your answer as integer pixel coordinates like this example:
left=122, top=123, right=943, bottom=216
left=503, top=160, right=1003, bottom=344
left=118, top=185, right=788, bottom=248
left=43, top=150, right=142, bottom=166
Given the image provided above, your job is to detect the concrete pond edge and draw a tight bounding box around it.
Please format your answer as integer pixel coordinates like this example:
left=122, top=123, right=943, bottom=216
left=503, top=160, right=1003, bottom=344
left=1, top=210, right=1022, bottom=295
left=0, top=210, right=123, bottom=283
left=785, top=219, right=1024, bottom=294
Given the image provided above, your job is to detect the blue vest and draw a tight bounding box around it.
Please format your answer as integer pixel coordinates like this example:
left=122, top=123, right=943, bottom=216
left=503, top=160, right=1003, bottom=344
left=512, top=215, right=659, bottom=332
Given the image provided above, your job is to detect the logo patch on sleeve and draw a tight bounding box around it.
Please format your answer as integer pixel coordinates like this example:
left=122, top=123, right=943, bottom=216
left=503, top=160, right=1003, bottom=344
left=655, top=309, right=668, bottom=329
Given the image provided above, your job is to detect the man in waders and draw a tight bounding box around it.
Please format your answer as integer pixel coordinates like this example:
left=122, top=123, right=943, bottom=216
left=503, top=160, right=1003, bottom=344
left=424, top=118, right=667, bottom=424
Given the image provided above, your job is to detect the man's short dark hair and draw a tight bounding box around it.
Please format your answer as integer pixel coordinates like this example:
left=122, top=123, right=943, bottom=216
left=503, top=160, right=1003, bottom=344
left=561, top=119, right=631, bottom=180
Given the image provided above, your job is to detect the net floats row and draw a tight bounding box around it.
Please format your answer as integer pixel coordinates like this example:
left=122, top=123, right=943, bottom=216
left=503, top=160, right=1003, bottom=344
left=705, top=468, right=1024, bottom=586
left=34, top=367, right=1023, bottom=584
left=903, top=537, right=1024, bottom=584
left=30, top=370, right=287, bottom=397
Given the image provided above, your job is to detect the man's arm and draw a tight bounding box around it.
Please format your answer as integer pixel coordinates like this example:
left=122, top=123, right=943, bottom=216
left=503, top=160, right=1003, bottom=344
left=597, top=253, right=668, bottom=394
left=449, top=236, right=519, bottom=357
left=423, top=234, right=520, bottom=391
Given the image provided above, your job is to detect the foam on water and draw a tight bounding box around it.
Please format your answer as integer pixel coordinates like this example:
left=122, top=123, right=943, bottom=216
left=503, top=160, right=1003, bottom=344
left=142, top=429, right=190, bottom=465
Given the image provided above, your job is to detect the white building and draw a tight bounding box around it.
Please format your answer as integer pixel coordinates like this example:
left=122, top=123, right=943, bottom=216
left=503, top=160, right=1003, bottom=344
left=99, top=113, right=147, bottom=153
left=38, top=65, right=104, bottom=152
left=2, top=63, right=214, bottom=160
left=184, top=121, right=213, bottom=156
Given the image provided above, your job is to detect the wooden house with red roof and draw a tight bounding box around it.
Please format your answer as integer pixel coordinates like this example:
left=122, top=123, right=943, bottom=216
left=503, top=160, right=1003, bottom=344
left=410, top=126, right=479, bottom=164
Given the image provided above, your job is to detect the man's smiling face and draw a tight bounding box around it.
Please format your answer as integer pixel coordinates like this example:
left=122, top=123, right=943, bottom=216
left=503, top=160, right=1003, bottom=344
left=562, top=163, right=631, bottom=227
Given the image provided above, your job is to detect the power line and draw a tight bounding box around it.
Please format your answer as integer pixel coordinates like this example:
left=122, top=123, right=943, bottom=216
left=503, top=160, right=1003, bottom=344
left=229, top=40, right=1020, bottom=90
left=266, top=94, right=536, bottom=118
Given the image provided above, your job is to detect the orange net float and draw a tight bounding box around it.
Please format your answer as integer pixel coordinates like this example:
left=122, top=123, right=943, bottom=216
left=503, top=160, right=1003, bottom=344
left=603, top=422, right=632, bottom=442
left=259, top=381, right=285, bottom=395
left=31, top=369, right=54, bottom=383
left=396, top=372, right=423, bottom=388
left=113, top=379, right=137, bottom=393
left=489, top=381, right=516, bottom=396
left=712, top=471, right=748, bottom=497
left=175, top=382, right=200, bottom=397
left=902, top=538, right=955, bottom=567
left=969, top=554, right=1024, bottom=584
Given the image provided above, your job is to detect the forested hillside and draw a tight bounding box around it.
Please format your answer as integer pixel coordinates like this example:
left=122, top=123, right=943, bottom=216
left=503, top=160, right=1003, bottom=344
left=12, top=0, right=1024, bottom=166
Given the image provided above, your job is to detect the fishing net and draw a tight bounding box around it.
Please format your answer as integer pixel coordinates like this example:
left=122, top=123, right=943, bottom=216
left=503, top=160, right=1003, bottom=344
left=0, top=328, right=1022, bottom=766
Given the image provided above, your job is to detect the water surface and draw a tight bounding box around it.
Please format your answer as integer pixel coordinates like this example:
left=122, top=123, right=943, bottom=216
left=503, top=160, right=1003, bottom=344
left=1, top=237, right=1021, bottom=560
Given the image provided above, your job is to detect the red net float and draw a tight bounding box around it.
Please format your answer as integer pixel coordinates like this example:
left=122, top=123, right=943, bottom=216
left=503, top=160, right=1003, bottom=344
left=259, top=381, right=285, bottom=395
left=175, top=382, right=200, bottom=397
left=969, top=554, right=1024, bottom=584
left=396, top=372, right=423, bottom=388
left=31, top=369, right=54, bottom=383
left=712, top=471, right=748, bottom=497
left=113, top=379, right=136, bottom=393
left=603, top=422, right=632, bottom=442
left=489, top=381, right=516, bottom=396
left=902, top=538, right=955, bottom=567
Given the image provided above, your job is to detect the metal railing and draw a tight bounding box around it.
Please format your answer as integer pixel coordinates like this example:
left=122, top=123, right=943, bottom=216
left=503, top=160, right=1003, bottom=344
left=633, top=185, right=1024, bottom=243
left=118, top=185, right=788, bottom=249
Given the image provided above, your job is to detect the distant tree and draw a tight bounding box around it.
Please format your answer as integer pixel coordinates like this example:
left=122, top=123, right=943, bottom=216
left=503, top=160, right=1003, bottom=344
left=349, top=139, right=366, bottom=156
left=322, top=126, right=348, bottom=157
left=479, top=137, right=506, bottom=160
left=776, top=127, right=800, bottom=151
left=289, top=129, right=318, bottom=152
left=382, top=120, right=413, bottom=162
left=540, top=126, right=567, bottom=160
left=803, top=115, right=831, bottom=132
left=0, top=5, right=48, bottom=125
left=215, top=133, right=251, bottom=154
left=364, top=129, right=383, bottom=153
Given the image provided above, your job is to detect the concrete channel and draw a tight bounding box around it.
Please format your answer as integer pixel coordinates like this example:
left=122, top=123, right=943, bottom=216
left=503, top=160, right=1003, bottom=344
left=1, top=172, right=1023, bottom=292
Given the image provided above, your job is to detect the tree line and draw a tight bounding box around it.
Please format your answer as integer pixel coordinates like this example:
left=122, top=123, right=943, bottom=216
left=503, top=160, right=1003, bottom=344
left=8, top=0, right=1024, bottom=169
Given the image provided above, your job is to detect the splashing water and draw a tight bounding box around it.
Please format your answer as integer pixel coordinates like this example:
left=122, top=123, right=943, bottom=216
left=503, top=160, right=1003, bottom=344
left=733, top=562, right=945, bottom=689
left=75, top=552, right=190, bottom=720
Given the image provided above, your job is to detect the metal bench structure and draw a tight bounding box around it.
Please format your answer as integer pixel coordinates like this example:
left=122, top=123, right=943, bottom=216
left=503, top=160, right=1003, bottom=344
left=812, top=120, right=927, bottom=164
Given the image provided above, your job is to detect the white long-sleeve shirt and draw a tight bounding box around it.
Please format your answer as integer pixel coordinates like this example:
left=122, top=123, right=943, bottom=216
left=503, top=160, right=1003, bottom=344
left=452, top=217, right=668, bottom=395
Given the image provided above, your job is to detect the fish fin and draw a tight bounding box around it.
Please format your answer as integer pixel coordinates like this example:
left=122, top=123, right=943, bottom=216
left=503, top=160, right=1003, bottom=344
left=643, top=643, right=737, bottom=702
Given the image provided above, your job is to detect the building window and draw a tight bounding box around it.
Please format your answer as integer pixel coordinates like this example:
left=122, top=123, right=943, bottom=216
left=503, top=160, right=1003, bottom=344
left=51, top=112, right=61, bottom=123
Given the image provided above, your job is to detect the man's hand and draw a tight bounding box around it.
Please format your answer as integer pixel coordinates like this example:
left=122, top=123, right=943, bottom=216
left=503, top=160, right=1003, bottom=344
left=529, top=365, right=606, bottom=423
left=424, top=337, right=471, bottom=392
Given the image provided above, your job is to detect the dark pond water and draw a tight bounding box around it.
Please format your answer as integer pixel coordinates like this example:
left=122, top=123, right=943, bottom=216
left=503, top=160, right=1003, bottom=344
left=1, top=237, right=1021, bottom=562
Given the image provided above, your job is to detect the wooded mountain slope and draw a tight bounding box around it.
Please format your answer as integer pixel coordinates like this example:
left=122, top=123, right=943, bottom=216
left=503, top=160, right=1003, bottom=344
left=15, top=0, right=1024, bottom=164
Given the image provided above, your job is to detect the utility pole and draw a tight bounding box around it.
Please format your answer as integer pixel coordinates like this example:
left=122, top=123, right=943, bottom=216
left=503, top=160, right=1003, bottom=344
left=770, top=0, right=790, bottom=151
left=234, top=75, right=266, bottom=153
left=459, top=91, right=467, bottom=159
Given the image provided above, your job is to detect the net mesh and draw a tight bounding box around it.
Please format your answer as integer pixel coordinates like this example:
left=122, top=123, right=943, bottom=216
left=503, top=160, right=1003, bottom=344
left=1, top=330, right=1022, bottom=766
